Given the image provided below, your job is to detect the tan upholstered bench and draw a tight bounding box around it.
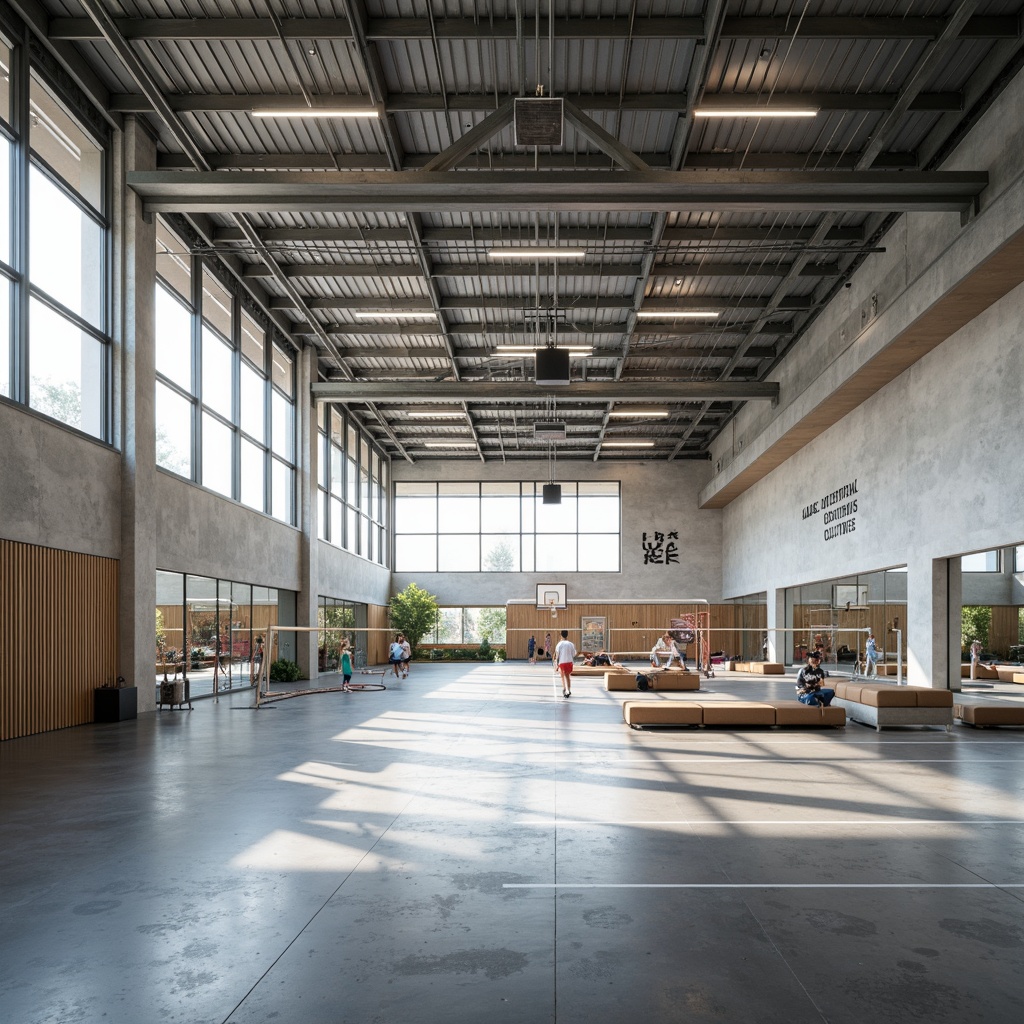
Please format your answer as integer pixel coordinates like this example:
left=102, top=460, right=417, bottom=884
left=832, top=681, right=953, bottom=731
left=993, top=666, right=1024, bottom=683
left=605, top=670, right=700, bottom=692
left=622, top=699, right=844, bottom=729
left=960, top=664, right=999, bottom=679
left=748, top=662, right=785, bottom=674
left=571, top=663, right=624, bottom=676
left=877, top=664, right=909, bottom=676
left=955, top=703, right=1024, bottom=727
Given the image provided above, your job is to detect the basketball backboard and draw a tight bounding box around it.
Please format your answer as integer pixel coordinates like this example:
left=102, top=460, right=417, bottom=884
left=536, top=583, right=567, bottom=610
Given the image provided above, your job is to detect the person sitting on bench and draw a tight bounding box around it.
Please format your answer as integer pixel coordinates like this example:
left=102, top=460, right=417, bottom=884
left=650, top=634, right=684, bottom=669
left=795, top=652, right=835, bottom=706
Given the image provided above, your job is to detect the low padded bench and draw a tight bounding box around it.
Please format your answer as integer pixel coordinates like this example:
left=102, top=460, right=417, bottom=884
left=732, top=662, right=786, bottom=675
left=832, top=681, right=953, bottom=732
left=571, top=662, right=625, bottom=676
left=605, top=670, right=700, bottom=692
left=955, top=703, right=1024, bottom=727
left=623, top=699, right=844, bottom=729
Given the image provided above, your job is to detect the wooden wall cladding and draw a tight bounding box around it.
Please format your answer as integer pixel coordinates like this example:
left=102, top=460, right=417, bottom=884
left=505, top=602, right=767, bottom=659
left=990, top=605, right=1023, bottom=657
left=368, top=604, right=389, bottom=666
left=1, top=539, right=119, bottom=741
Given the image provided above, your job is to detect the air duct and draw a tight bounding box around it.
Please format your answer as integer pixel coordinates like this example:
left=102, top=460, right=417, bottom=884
left=534, top=420, right=567, bottom=441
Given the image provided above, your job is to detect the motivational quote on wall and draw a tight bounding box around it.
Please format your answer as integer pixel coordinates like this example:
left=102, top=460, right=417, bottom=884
left=801, top=479, right=859, bottom=542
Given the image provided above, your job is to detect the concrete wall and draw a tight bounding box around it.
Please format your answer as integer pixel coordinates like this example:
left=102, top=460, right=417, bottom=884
left=0, top=402, right=122, bottom=558
left=708, top=62, right=1024, bottom=686
left=390, top=459, right=723, bottom=604
left=318, top=539, right=391, bottom=606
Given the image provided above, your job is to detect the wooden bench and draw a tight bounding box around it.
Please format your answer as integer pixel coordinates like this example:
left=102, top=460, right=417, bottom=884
left=831, top=681, right=953, bottom=732
left=623, top=698, right=844, bottom=729
left=955, top=703, right=1024, bottom=727
left=571, top=662, right=625, bottom=676
left=605, top=670, right=700, bottom=692
left=959, top=663, right=998, bottom=679
left=732, top=662, right=786, bottom=675
left=993, top=666, right=1024, bottom=684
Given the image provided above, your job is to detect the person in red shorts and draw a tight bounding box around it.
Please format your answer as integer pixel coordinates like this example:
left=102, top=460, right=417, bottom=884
left=553, top=629, right=577, bottom=698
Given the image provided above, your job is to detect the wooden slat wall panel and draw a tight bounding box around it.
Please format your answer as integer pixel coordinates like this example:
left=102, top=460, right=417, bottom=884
left=505, top=603, right=766, bottom=659
left=1, top=539, right=118, bottom=741
left=990, top=606, right=1022, bottom=657
left=368, top=604, right=389, bottom=666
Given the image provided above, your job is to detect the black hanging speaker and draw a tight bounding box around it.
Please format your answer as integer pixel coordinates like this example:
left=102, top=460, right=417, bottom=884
left=514, top=98, right=564, bottom=146
left=542, top=483, right=562, bottom=504
left=535, top=347, right=570, bottom=385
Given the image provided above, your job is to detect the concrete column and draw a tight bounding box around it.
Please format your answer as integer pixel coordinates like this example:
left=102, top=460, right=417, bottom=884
left=907, top=555, right=960, bottom=690
left=765, top=587, right=785, bottom=663
left=117, top=117, right=158, bottom=711
left=295, top=344, right=319, bottom=679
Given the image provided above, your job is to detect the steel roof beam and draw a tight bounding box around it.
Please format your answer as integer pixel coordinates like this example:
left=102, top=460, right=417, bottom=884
left=48, top=15, right=1020, bottom=42
left=158, top=151, right=918, bottom=172
left=268, top=293, right=810, bottom=312
left=127, top=169, right=987, bottom=214
left=312, top=381, right=779, bottom=403
left=109, top=90, right=960, bottom=115
left=209, top=224, right=865, bottom=245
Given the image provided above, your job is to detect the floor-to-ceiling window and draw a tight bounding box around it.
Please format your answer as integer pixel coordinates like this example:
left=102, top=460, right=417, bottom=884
left=317, top=403, right=389, bottom=565
left=393, top=481, right=620, bottom=572
left=155, top=217, right=297, bottom=523
left=0, top=29, right=112, bottom=441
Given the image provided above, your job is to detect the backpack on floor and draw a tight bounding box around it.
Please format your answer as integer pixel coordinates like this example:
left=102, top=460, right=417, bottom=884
left=636, top=673, right=652, bottom=691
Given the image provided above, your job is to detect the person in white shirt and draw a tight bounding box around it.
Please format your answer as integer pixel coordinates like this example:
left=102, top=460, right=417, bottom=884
left=969, top=638, right=984, bottom=680
left=553, top=630, right=577, bottom=698
left=650, top=633, right=682, bottom=669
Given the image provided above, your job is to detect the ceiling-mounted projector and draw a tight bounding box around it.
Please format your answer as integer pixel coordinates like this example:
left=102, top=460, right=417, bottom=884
left=534, top=421, right=567, bottom=441
left=535, top=347, right=570, bottom=385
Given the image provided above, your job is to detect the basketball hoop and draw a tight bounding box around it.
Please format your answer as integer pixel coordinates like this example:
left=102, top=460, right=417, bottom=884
left=548, top=599, right=558, bottom=619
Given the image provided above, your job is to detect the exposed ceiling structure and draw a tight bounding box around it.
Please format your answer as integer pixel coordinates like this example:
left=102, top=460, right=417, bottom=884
left=35, top=0, right=1024, bottom=462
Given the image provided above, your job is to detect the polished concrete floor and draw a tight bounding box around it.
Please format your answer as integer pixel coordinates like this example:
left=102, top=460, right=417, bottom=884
left=3, top=663, right=1024, bottom=1024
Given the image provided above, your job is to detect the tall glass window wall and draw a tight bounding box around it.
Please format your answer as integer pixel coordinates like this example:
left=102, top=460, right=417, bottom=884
left=0, top=32, right=112, bottom=441
left=317, top=404, right=388, bottom=565
left=422, top=607, right=507, bottom=647
left=155, top=217, right=297, bottom=523
left=394, top=481, right=620, bottom=572
left=317, top=596, right=368, bottom=670
left=156, top=570, right=283, bottom=699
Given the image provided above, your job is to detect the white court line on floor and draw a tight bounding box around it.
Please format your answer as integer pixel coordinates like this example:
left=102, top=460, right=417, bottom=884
left=534, top=758, right=1024, bottom=765
left=503, top=883, right=1024, bottom=890
left=514, top=819, right=1024, bottom=826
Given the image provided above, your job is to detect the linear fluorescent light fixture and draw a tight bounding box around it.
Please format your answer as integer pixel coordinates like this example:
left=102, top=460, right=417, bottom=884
left=608, top=406, right=670, bottom=418
left=495, top=345, right=593, bottom=355
left=423, top=441, right=477, bottom=448
left=351, top=310, right=436, bottom=319
left=486, top=247, right=587, bottom=259
left=636, top=310, right=721, bottom=319
left=693, top=107, right=818, bottom=118
left=601, top=440, right=656, bottom=448
left=251, top=107, right=380, bottom=119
